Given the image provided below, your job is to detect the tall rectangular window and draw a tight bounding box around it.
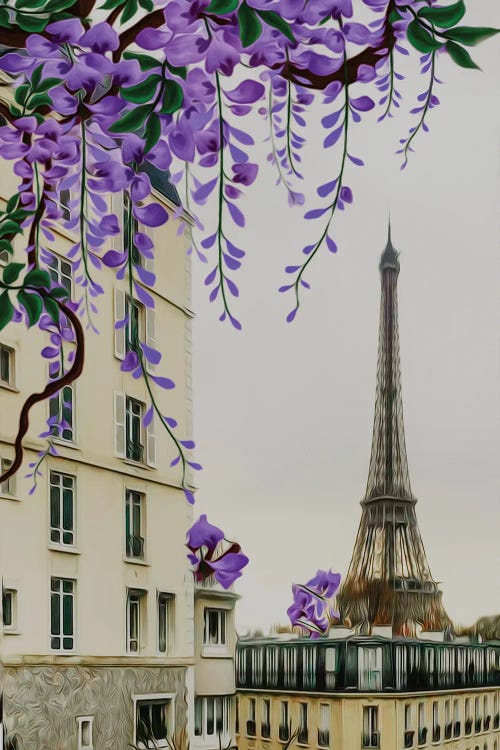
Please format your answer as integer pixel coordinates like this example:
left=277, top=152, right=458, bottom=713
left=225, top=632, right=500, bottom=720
left=60, top=187, right=71, bottom=222
left=266, top=645, right=278, bottom=687
left=50, top=471, right=75, bottom=547
left=49, top=378, right=74, bottom=442
left=50, top=577, right=74, bottom=651
left=203, top=608, right=227, bottom=647
left=325, top=646, right=337, bottom=689
left=77, top=716, right=94, bottom=750
left=261, top=699, right=270, bottom=739
left=125, top=396, right=145, bottom=463
left=247, top=697, right=256, bottom=737
left=318, top=704, right=330, bottom=748
left=362, top=706, right=379, bottom=748
left=2, top=588, right=16, bottom=630
left=157, top=593, right=172, bottom=654
left=283, top=646, right=297, bottom=688
left=0, top=344, right=14, bottom=387
left=298, top=702, right=308, bottom=745
left=432, top=701, right=440, bottom=742
left=125, top=296, right=144, bottom=355
left=1, top=457, right=14, bottom=496
left=358, top=647, right=383, bottom=691
left=195, top=697, right=230, bottom=740
left=136, top=697, right=170, bottom=749
left=125, top=489, right=144, bottom=559
left=279, top=701, right=289, bottom=742
left=47, top=252, right=72, bottom=299
left=123, top=191, right=142, bottom=267
left=302, top=646, right=317, bottom=689
left=127, top=589, right=145, bottom=653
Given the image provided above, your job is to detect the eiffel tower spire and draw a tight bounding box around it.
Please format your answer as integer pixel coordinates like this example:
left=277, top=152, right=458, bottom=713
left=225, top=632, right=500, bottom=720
left=337, top=227, right=450, bottom=636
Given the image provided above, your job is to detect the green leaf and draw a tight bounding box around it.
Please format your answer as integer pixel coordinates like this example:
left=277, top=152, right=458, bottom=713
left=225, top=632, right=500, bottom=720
left=108, top=104, right=151, bottom=133
left=17, top=289, right=42, bottom=327
left=6, top=195, right=19, bottom=213
left=144, top=113, right=161, bottom=153
left=37, top=77, right=63, bottom=93
left=3, top=262, right=24, bottom=285
left=14, top=84, right=30, bottom=106
left=50, top=286, right=69, bottom=300
left=123, top=52, right=161, bottom=72
left=24, top=268, right=51, bottom=290
left=0, top=8, right=10, bottom=26
left=0, top=221, right=21, bottom=238
left=0, top=291, right=14, bottom=331
left=445, top=40, right=480, bottom=69
left=31, top=64, right=43, bottom=89
left=28, top=93, right=52, bottom=110
left=406, top=19, right=443, bottom=53
left=99, top=0, right=125, bottom=8
left=0, top=240, right=12, bottom=255
left=238, top=2, right=263, bottom=47
left=389, top=10, right=402, bottom=24
left=44, top=296, right=60, bottom=325
left=206, top=0, right=238, bottom=14
left=165, top=60, right=187, bottom=80
left=444, top=26, right=499, bottom=46
left=139, top=0, right=154, bottom=9
left=418, top=0, right=465, bottom=29
left=255, top=9, right=295, bottom=43
left=121, top=0, right=139, bottom=23
left=160, top=79, right=184, bottom=115
left=16, top=13, right=47, bottom=32
left=122, top=74, right=162, bottom=104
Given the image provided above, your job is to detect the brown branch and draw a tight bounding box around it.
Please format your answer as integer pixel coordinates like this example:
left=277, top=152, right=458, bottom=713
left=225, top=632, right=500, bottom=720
left=113, top=9, right=165, bottom=61
left=0, top=298, right=85, bottom=485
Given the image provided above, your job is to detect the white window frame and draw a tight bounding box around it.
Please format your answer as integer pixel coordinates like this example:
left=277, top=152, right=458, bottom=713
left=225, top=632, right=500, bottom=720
left=2, top=587, right=17, bottom=631
left=125, top=489, right=145, bottom=560
left=133, top=693, right=175, bottom=750
left=126, top=588, right=146, bottom=654
left=266, top=645, right=278, bottom=687
left=76, top=716, right=94, bottom=750
left=114, top=393, right=156, bottom=468
left=362, top=705, right=379, bottom=749
left=358, top=647, right=382, bottom=691
left=157, top=591, right=173, bottom=655
left=49, top=471, right=76, bottom=548
left=203, top=607, right=228, bottom=651
left=47, top=251, right=72, bottom=300
left=194, top=696, right=230, bottom=743
left=0, top=343, right=15, bottom=389
left=318, top=703, right=330, bottom=748
left=48, top=376, right=76, bottom=444
left=1, top=457, right=15, bottom=498
left=50, top=576, right=75, bottom=652
left=114, top=288, right=156, bottom=370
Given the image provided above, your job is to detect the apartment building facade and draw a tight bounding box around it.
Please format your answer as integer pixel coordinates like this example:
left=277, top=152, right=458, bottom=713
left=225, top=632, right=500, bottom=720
left=0, top=126, right=238, bottom=746
left=236, top=635, right=500, bottom=750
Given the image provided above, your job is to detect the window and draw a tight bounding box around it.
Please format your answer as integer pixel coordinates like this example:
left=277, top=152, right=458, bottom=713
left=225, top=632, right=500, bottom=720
left=318, top=704, right=330, bottom=748
left=47, top=252, right=72, bottom=299
left=283, top=646, right=297, bottom=688
left=266, top=645, right=278, bottom=687
left=325, top=647, right=337, bottom=689
left=125, top=297, right=144, bottom=355
left=279, top=701, right=289, bottom=742
left=49, top=471, right=75, bottom=547
left=114, top=289, right=155, bottom=365
left=235, top=697, right=239, bottom=735
left=2, top=588, right=16, bottom=630
left=432, top=701, right=440, bottom=742
left=50, top=577, right=74, bottom=651
left=125, top=489, right=144, bottom=559
left=195, top=697, right=230, bottom=741
left=48, top=378, right=74, bottom=442
left=261, top=699, right=271, bottom=739
left=417, top=703, right=427, bottom=745
left=77, top=716, right=94, bottom=750
left=302, top=646, right=317, bottom=689
left=251, top=647, right=263, bottom=685
left=0, top=247, right=8, bottom=264
left=247, top=697, right=256, bottom=737
left=453, top=699, right=460, bottom=737
left=135, top=697, right=172, bottom=749
left=123, top=191, right=142, bottom=267
left=0, top=344, right=14, bottom=387
left=237, top=647, right=247, bottom=683
left=362, top=706, right=379, bottom=748
left=157, top=593, right=173, bottom=654
left=114, top=393, right=156, bottom=467
left=60, top=188, right=71, bottom=222
left=298, top=703, right=308, bottom=745
left=203, top=608, right=227, bottom=648
left=404, top=704, right=414, bottom=748
left=358, top=647, right=382, bottom=691
left=127, top=589, right=145, bottom=653
left=1, top=457, right=15, bottom=496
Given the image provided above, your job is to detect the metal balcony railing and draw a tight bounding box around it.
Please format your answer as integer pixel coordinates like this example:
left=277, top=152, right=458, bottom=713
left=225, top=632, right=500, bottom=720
left=361, top=731, right=379, bottom=748
left=126, top=534, right=145, bottom=559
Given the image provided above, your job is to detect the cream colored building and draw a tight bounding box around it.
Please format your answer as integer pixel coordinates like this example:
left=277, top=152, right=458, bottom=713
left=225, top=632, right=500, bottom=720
left=0, top=135, right=237, bottom=746
left=236, top=635, right=500, bottom=750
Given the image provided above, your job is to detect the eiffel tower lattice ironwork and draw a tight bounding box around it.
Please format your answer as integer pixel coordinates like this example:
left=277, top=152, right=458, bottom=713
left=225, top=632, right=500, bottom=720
left=337, top=226, right=450, bottom=636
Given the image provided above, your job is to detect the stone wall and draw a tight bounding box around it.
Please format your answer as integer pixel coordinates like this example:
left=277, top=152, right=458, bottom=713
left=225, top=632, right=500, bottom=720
left=1, top=664, right=187, bottom=750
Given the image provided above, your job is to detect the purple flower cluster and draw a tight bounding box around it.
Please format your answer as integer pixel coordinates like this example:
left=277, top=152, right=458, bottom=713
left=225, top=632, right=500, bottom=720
left=287, top=569, right=341, bottom=637
left=187, top=514, right=249, bottom=589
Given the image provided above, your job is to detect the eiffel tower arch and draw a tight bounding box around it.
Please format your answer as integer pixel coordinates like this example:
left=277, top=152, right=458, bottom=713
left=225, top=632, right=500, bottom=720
left=337, top=227, right=450, bottom=637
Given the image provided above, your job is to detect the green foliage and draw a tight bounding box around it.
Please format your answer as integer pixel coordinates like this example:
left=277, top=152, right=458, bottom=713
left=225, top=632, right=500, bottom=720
left=0, top=290, right=14, bottom=331
left=17, top=289, right=42, bottom=327
left=99, top=0, right=152, bottom=21
left=123, top=52, right=162, bottom=72
left=24, top=268, right=51, bottom=290
left=206, top=0, right=239, bottom=14
left=445, top=40, right=480, bottom=69
left=122, top=74, right=162, bottom=104
left=160, top=80, right=184, bottom=115
left=44, top=296, right=60, bottom=325
left=144, top=113, right=161, bottom=153
left=255, top=9, right=296, bottom=43
left=108, top=104, right=151, bottom=133
left=444, top=26, right=499, bottom=46
left=418, top=0, right=466, bottom=29
left=406, top=20, right=443, bottom=53
left=238, top=2, right=263, bottom=47
left=2, top=262, right=24, bottom=285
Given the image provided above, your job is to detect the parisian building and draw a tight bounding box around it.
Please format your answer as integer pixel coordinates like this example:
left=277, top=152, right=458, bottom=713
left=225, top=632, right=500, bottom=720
left=236, top=231, right=500, bottom=750
left=0, top=86, right=238, bottom=749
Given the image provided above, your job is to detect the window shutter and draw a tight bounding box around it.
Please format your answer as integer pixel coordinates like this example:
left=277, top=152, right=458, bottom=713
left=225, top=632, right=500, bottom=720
left=114, top=288, right=126, bottom=360
left=145, top=306, right=156, bottom=372
left=114, top=392, right=126, bottom=457
left=146, top=412, right=157, bottom=467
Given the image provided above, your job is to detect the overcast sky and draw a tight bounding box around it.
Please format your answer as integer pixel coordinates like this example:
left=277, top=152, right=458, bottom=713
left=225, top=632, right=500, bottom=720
left=190, top=1, right=500, bottom=634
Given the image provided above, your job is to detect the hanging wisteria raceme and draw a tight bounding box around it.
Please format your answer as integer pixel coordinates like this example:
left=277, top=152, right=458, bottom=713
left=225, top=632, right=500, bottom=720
left=287, top=569, right=341, bottom=638
left=186, top=513, right=249, bottom=589
left=0, top=0, right=497, bottom=504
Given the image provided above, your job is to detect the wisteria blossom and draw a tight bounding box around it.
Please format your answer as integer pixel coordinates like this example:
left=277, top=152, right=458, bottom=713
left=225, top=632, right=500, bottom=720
left=186, top=514, right=249, bottom=589
left=287, top=569, right=341, bottom=637
left=0, top=0, right=496, bottom=507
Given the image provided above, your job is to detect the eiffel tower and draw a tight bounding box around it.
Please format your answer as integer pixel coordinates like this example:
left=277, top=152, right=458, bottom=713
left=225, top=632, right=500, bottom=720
left=337, top=226, right=450, bottom=637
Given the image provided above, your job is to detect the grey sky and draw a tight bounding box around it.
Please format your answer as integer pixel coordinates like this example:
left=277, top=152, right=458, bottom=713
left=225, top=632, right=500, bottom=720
left=190, top=1, right=500, bottom=633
